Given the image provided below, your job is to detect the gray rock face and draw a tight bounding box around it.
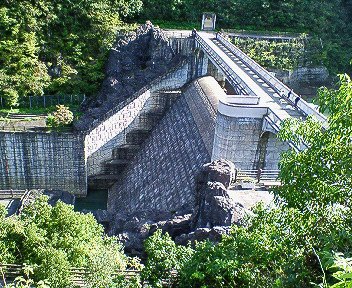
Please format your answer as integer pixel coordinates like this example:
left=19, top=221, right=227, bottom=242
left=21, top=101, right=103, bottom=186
left=107, top=209, right=192, bottom=256
left=75, top=22, right=177, bottom=131
left=175, top=226, right=232, bottom=245
left=203, top=159, right=235, bottom=189
left=193, top=159, right=249, bottom=229
left=290, top=66, right=329, bottom=85
left=104, top=160, right=250, bottom=255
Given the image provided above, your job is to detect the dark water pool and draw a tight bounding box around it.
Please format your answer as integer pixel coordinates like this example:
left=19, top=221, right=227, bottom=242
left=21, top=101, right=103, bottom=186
left=74, top=189, right=108, bottom=211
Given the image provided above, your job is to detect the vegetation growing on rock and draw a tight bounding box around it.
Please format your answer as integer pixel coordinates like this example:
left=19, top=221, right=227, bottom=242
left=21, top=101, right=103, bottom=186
left=230, top=37, right=305, bottom=71
left=0, top=0, right=142, bottom=108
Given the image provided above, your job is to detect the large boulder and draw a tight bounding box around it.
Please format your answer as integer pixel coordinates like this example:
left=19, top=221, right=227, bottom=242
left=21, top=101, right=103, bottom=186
left=194, top=181, right=248, bottom=228
left=74, top=21, right=178, bottom=131
left=193, top=160, right=249, bottom=229
left=175, top=226, right=232, bottom=245
left=203, top=159, right=235, bottom=189
left=107, top=209, right=192, bottom=255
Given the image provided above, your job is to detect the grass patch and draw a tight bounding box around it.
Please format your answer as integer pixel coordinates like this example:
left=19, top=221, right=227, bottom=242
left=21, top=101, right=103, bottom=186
left=0, top=104, right=82, bottom=116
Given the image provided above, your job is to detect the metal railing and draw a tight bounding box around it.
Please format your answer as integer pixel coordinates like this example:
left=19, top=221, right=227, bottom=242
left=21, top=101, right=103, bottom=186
left=0, top=190, right=27, bottom=200
left=164, top=31, right=192, bottom=39
left=215, top=33, right=327, bottom=125
left=0, top=94, right=85, bottom=109
left=0, top=264, right=141, bottom=287
left=222, top=28, right=301, bottom=39
left=263, top=108, right=306, bottom=151
left=0, top=264, right=177, bottom=287
left=235, top=169, right=280, bottom=183
left=195, top=33, right=255, bottom=95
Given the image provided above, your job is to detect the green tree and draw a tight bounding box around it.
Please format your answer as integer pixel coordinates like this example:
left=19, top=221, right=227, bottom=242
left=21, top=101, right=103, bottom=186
left=142, top=230, right=193, bottom=287
left=277, top=74, right=352, bottom=209
left=0, top=0, right=142, bottom=107
left=0, top=196, right=140, bottom=287
left=143, top=74, right=352, bottom=287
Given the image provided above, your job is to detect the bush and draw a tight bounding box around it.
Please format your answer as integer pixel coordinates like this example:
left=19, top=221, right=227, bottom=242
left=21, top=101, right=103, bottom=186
left=46, top=105, right=74, bottom=127
left=0, top=196, right=140, bottom=287
left=142, top=230, right=193, bottom=287
left=2, top=88, right=19, bottom=108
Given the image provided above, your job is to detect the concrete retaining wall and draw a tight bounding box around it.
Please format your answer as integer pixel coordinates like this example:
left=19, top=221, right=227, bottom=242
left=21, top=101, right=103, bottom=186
left=85, top=60, right=191, bottom=177
left=263, top=132, right=288, bottom=170
left=0, top=132, right=86, bottom=195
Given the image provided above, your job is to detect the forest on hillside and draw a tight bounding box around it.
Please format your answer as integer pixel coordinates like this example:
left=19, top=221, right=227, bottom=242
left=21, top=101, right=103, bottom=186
left=139, top=0, right=352, bottom=73
left=0, top=0, right=351, bottom=107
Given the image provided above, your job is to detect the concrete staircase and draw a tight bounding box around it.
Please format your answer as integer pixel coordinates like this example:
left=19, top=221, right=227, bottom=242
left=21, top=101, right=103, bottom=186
left=88, top=92, right=180, bottom=190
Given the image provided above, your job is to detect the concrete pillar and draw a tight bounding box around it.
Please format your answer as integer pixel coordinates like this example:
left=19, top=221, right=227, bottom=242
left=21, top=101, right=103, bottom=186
left=211, top=96, right=267, bottom=170
left=207, top=61, right=225, bottom=87
left=194, top=50, right=209, bottom=78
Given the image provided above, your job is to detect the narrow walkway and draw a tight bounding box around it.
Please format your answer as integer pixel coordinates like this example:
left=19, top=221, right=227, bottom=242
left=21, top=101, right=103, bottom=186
left=197, top=32, right=303, bottom=122
left=213, top=38, right=302, bottom=119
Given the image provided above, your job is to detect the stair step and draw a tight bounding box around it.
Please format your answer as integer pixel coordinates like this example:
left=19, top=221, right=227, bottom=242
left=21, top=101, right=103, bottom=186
left=104, top=159, right=130, bottom=174
left=112, top=144, right=139, bottom=160
left=89, top=174, right=120, bottom=181
left=88, top=174, right=120, bottom=189
left=105, top=159, right=130, bottom=166
left=126, top=129, right=151, bottom=145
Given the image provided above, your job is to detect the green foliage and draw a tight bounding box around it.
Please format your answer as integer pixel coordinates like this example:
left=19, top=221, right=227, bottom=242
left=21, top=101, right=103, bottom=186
left=142, top=230, right=193, bottom=287
left=137, top=0, right=352, bottom=74
left=0, top=196, right=140, bottom=287
left=0, top=203, right=6, bottom=218
left=177, top=204, right=352, bottom=288
left=4, top=264, right=49, bottom=288
left=324, top=252, right=352, bottom=288
left=231, top=37, right=305, bottom=71
left=0, top=0, right=142, bottom=108
left=46, top=105, right=74, bottom=127
left=277, top=74, right=352, bottom=209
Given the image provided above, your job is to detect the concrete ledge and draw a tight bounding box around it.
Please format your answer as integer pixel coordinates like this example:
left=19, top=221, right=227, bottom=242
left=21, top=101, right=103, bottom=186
left=218, top=96, right=268, bottom=118
left=226, top=95, right=260, bottom=105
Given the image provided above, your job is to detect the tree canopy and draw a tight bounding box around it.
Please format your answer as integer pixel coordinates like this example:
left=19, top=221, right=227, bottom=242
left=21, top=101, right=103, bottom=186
left=0, top=196, right=141, bottom=287
left=0, top=0, right=142, bottom=107
left=139, top=0, right=352, bottom=74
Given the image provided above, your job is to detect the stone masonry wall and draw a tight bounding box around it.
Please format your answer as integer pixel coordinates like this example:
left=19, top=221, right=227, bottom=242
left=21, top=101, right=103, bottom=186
left=0, top=132, right=86, bottom=195
left=108, top=77, right=220, bottom=214
left=263, top=132, right=288, bottom=170
left=212, top=113, right=263, bottom=170
left=85, top=60, right=191, bottom=177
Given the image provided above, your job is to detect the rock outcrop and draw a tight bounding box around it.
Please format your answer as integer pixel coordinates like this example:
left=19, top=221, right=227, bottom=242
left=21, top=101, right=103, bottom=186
left=107, top=209, right=192, bottom=257
left=104, top=159, right=251, bottom=255
left=192, top=159, right=249, bottom=229
left=75, top=21, right=179, bottom=131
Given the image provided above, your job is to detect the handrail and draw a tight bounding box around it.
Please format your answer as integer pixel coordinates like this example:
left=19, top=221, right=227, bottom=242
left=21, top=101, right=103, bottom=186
left=0, top=264, right=141, bottom=286
left=215, top=33, right=327, bottom=125
left=235, top=169, right=280, bottom=183
left=264, top=108, right=306, bottom=151
left=194, top=33, right=255, bottom=95
left=0, top=190, right=27, bottom=199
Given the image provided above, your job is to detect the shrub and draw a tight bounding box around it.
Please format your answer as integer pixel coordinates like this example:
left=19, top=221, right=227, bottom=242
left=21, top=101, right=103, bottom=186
left=142, top=230, right=193, bottom=287
left=2, top=88, right=19, bottom=108
left=46, top=105, right=73, bottom=127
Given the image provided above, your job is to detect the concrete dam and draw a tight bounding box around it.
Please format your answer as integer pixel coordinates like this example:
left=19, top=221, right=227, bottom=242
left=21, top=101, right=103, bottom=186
left=0, top=24, right=327, bottom=215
